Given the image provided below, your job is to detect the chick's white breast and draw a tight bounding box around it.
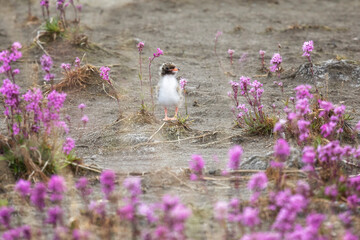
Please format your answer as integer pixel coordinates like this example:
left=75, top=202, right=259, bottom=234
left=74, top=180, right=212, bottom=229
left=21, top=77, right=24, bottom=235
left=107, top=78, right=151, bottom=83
left=158, top=75, right=180, bottom=107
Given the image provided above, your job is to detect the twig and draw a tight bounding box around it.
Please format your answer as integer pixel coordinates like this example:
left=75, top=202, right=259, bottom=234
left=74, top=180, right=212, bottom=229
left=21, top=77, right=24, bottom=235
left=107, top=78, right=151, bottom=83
left=341, top=160, right=360, bottom=168
left=64, top=160, right=102, bottom=173
left=133, top=131, right=219, bottom=149
left=41, top=160, right=50, bottom=172
left=102, top=83, right=117, bottom=100
left=147, top=122, right=166, bottom=142
left=36, top=39, right=49, bottom=56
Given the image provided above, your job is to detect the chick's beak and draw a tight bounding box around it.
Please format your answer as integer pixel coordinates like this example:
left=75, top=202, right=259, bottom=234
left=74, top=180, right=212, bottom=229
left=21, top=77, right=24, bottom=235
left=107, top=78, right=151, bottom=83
left=172, top=68, right=179, bottom=72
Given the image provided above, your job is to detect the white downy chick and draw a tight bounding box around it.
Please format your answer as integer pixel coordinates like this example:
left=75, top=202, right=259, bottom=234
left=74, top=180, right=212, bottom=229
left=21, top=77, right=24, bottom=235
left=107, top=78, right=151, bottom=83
left=157, top=62, right=181, bottom=121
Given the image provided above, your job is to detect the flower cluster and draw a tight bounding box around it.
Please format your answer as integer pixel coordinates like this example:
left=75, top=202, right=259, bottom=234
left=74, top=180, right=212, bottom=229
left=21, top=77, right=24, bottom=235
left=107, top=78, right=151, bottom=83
left=0, top=42, right=22, bottom=82
left=40, top=54, right=55, bottom=82
left=63, top=137, right=75, bottom=155
left=229, top=76, right=270, bottom=133
left=189, top=154, right=205, bottom=180
left=99, top=66, right=111, bottom=83
left=269, top=53, right=282, bottom=73
left=153, top=48, right=163, bottom=58
left=179, top=77, right=187, bottom=90
left=137, top=42, right=144, bottom=52
left=302, top=40, right=314, bottom=57
left=100, top=170, right=116, bottom=199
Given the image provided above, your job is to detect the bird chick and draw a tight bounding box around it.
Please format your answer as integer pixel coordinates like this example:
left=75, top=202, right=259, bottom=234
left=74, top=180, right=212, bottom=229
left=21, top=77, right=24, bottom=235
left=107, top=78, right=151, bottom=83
left=157, top=62, right=181, bottom=121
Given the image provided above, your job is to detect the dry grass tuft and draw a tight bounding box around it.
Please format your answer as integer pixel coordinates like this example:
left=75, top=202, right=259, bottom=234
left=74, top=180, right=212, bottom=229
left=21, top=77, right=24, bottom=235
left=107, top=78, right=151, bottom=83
left=53, top=64, right=103, bottom=91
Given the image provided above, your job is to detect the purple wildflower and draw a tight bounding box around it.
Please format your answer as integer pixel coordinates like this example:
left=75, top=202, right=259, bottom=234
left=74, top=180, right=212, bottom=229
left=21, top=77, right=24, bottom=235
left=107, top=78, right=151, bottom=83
left=48, top=175, right=66, bottom=202
left=214, top=201, right=228, bottom=221
left=179, top=77, right=187, bottom=90
left=100, top=170, right=116, bottom=199
left=40, top=54, right=55, bottom=82
left=78, top=103, right=86, bottom=110
left=269, top=53, right=282, bottom=73
left=89, top=201, right=106, bottom=217
left=138, top=203, right=157, bottom=223
left=117, top=204, right=135, bottom=221
left=1, top=228, right=21, bottom=240
left=63, top=137, right=75, bottom=155
left=81, top=115, right=89, bottom=126
left=99, top=66, right=111, bottom=83
left=227, top=145, right=243, bottom=170
left=274, top=138, right=290, bottom=162
left=46, top=206, right=63, bottom=227
left=123, top=177, right=141, bottom=198
left=215, top=31, right=223, bottom=40
left=153, top=48, right=164, bottom=57
left=15, top=179, right=31, bottom=199
left=21, top=225, right=32, bottom=240
left=30, top=182, right=47, bottom=211
left=137, top=42, right=145, bottom=52
left=189, top=154, right=205, bottom=180
left=241, top=232, right=281, bottom=240
left=0, top=79, right=20, bottom=110
left=302, top=40, right=314, bottom=57
left=302, top=146, right=316, bottom=165
left=324, top=185, right=338, bottom=200
left=61, top=63, right=71, bottom=71
left=343, top=231, right=359, bottom=240
left=0, top=207, right=14, bottom=229
left=248, top=172, right=268, bottom=192
left=75, top=57, right=81, bottom=68
left=228, top=49, right=235, bottom=65
left=75, top=177, right=92, bottom=200
left=241, top=207, right=260, bottom=228
left=274, top=119, right=286, bottom=133
left=72, top=229, right=90, bottom=240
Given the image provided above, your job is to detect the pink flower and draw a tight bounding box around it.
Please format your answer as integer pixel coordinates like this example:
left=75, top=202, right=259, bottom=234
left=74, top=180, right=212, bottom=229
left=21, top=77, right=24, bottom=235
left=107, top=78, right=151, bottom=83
left=302, top=40, right=314, bottom=57
left=99, top=66, right=111, bottom=82
left=274, top=119, right=286, bottom=132
left=63, top=137, right=75, bottom=155
left=81, top=115, right=89, bottom=125
left=179, top=78, right=187, bottom=90
left=153, top=48, right=163, bottom=57
left=228, top=49, right=235, bottom=55
left=189, top=154, right=205, bottom=180
left=248, top=172, right=268, bottom=191
left=227, top=145, right=243, bottom=170
left=74, top=57, right=81, bottom=68
left=137, top=42, right=144, bottom=52
left=241, top=207, right=260, bottom=227
left=100, top=170, right=116, bottom=199
left=15, top=179, right=31, bottom=199
left=274, top=138, right=290, bottom=162
left=123, top=177, right=141, bottom=198
left=214, top=201, right=228, bottom=221
left=48, top=175, right=66, bottom=202
left=215, top=31, right=223, bottom=39
left=302, top=146, right=316, bottom=165
left=78, top=103, right=86, bottom=110
left=269, top=53, right=282, bottom=72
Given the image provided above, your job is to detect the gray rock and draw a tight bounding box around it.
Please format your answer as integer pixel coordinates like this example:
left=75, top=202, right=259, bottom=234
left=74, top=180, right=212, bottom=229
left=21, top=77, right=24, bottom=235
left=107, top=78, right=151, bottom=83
left=293, top=59, right=360, bottom=85
left=122, top=134, right=149, bottom=144
left=240, top=155, right=269, bottom=170
left=240, top=147, right=303, bottom=170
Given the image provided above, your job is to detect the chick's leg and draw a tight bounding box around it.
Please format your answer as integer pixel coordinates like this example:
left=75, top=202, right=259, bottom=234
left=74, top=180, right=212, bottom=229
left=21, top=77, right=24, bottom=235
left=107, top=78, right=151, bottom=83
left=163, top=107, right=171, bottom=121
left=169, top=107, right=178, bottom=121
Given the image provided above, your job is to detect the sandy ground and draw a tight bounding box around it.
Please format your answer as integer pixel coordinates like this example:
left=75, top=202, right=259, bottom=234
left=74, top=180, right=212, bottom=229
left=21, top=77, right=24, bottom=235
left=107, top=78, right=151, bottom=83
left=1, top=0, right=360, bottom=238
